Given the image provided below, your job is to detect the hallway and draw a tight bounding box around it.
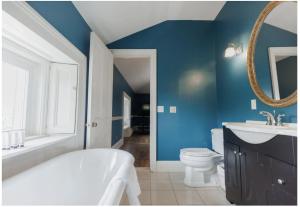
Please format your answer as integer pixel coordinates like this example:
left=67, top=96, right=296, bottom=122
left=121, top=134, right=150, bottom=167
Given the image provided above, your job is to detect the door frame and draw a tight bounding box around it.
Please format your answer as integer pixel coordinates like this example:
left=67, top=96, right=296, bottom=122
left=111, top=49, right=157, bottom=171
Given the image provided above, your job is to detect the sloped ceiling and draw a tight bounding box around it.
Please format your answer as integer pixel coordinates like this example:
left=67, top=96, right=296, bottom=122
left=114, top=57, right=150, bottom=94
left=265, top=1, right=297, bottom=34
left=73, top=1, right=226, bottom=44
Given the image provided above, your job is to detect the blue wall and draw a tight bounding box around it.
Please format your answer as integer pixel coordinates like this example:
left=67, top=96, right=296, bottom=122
left=112, top=65, right=134, bottom=145
left=255, top=23, right=297, bottom=98
left=28, top=1, right=91, bottom=56
left=112, top=65, right=135, bottom=116
left=108, top=21, right=218, bottom=160
left=215, top=1, right=297, bottom=125
left=28, top=1, right=298, bottom=160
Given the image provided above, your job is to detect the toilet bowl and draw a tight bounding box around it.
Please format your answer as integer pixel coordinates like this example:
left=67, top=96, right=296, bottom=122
left=180, top=128, right=224, bottom=188
left=180, top=148, right=221, bottom=171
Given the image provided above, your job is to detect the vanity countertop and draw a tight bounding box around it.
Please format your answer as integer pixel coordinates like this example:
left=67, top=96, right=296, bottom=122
left=223, top=121, right=297, bottom=137
left=222, top=121, right=297, bottom=144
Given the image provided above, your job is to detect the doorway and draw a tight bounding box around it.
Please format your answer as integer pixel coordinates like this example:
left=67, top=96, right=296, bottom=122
left=112, top=49, right=156, bottom=170
left=121, top=92, right=150, bottom=167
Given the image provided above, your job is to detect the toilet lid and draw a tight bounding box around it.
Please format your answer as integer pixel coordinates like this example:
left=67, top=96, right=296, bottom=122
left=180, top=148, right=215, bottom=157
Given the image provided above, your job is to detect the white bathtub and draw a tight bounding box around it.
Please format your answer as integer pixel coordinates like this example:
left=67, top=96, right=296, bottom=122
left=2, top=149, right=141, bottom=205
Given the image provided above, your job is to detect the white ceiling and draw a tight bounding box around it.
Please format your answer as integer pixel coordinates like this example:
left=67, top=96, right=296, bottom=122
left=114, top=57, right=150, bottom=94
left=265, top=2, right=297, bottom=34
left=73, top=1, right=226, bottom=44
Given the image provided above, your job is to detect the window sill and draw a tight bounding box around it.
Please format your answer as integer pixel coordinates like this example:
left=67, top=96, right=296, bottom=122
left=2, top=134, right=74, bottom=160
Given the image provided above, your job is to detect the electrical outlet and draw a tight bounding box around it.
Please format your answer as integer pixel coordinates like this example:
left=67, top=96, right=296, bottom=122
left=170, top=106, right=176, bottom=113
left=157, top=106, right=164, bottom=113
left=251, top=99, right=257, bottom=110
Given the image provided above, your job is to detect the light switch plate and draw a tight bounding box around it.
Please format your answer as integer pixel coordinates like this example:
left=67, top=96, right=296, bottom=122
left=170, top=106, right=176, bottom=113
left=251, top=99, right=257, bottom=110
left=157, top=106, right=164, bottom=113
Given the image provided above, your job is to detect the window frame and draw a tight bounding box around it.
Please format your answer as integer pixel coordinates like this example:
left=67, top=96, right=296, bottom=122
left=2, top=38, right=79, bottom=140
left=3, top=38, right=50, bottom=139
left=2, top=2, right=87, bottom=164
left=122, top=92, right=131, bottom=130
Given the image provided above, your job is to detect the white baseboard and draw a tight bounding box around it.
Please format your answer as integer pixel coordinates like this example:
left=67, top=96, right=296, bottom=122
left=155, top=161, right=185, bottom=172
left=112, top=138, right=124, bottom=149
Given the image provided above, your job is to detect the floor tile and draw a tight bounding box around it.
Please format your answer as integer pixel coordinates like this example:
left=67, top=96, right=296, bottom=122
left=120, top=192, right=129, bottom=205
left=197, top=187, right=230, bottom=205
left=151, top=190, right=178, bottom=205
left=136, top=167, right=151, bottom=172
left=151, top=180, right=173, bottom=190
left=139, top=190, right=151, bottom=205
left=169, top=172, right=185, bottom=182
left=139, top=180, right=151, bottom=191
left=174, top=190, right=205, bottom=205
left=171, top=181, right=199, bottom=191
left=137, top=171, right=151, bottom=181
left=150, top=172, right=170, bottom=181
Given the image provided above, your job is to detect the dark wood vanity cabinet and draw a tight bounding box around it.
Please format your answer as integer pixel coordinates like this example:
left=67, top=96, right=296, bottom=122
left=223, top=127, right=297, bottom=205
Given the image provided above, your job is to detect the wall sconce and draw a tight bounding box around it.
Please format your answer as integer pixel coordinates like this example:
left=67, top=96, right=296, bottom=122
left=224, top=43, right=243, bottom=58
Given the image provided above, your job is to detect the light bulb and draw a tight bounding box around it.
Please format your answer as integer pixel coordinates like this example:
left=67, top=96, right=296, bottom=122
left=224, top=46, right=236, bottom=58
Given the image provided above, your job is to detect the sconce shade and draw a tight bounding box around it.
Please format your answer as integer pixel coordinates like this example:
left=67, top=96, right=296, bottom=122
left=224, top=43, right=243, bottom=58
left=224, top=46, right=236, bottom=58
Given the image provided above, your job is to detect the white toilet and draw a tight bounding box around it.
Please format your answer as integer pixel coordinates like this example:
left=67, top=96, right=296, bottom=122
left=180, top=128, right=225, bottom=188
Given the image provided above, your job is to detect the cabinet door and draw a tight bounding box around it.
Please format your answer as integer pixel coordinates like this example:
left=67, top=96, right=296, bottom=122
left=224, top=142, right=241, bottom=204
left=267, top=158, right=297, bottom=205
left=240, top=148, right=270, bottom=204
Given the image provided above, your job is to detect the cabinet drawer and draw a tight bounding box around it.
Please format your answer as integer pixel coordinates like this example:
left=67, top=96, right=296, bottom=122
left=270, top=158, right=297, bottom=196
left=268, top=185, right=297, bottom=205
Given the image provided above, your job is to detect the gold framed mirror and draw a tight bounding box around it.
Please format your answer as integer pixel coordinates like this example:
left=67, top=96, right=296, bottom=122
left=247, top=1, right=297, bottom=107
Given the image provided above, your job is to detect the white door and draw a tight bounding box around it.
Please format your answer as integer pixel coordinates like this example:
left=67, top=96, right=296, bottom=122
left=86, top=32, right=113, bottom=148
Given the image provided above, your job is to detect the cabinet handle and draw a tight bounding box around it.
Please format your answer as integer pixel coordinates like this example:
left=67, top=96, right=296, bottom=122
left=238, top=152, right=243, bottom=156
left=233, top=150, right=237, bottom=154
left=277, top=178, right=285, bottom=185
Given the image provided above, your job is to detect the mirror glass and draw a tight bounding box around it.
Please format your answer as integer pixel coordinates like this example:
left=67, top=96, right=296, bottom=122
left=255, top=2, right=297, bottom=100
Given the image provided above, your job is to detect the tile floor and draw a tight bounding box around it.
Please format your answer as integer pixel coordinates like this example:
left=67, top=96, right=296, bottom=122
left=120, top=167, right=231, bottom=205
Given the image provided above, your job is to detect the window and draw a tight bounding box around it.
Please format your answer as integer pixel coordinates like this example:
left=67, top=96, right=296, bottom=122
left=2, top=38, right=78, bottom=149
left=123, top=93, right=131, bottom=129
left=2, top=62, right=29, bottom=134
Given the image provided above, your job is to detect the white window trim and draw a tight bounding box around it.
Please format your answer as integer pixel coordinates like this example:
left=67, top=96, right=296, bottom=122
left=2, top=135, right=74, bottom=160
left=3, top=37, right=50, bottom=137
left=122, top=92, right=131, bottom=130
left=268, top=47, right=297, bottom=100
left=2, top=2, right=87, bottom=160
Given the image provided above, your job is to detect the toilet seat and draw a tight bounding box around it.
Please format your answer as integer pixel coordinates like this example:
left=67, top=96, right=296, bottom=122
left=180, top=148, right=220, bottom=170
left=180, top=148, right=216, bottom=157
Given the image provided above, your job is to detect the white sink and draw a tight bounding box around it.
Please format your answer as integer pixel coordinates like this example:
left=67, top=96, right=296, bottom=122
left=223, top=121, right=297, bottom=144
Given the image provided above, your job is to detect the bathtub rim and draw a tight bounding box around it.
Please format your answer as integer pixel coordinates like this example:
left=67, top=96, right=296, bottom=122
left=3, top=149, right=137, bottom=205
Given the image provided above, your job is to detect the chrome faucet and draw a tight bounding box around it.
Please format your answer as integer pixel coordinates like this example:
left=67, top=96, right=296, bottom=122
left=276, top=114, right=285, bottom=126
left=259, top=111, right=276, bottom=125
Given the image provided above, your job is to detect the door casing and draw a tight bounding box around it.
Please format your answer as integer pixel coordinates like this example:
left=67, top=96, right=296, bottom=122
left=112, top=49, right=157, bottom=171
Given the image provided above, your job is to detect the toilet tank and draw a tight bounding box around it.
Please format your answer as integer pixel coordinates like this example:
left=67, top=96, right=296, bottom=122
left=211, top=128, right=224, bottom=154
